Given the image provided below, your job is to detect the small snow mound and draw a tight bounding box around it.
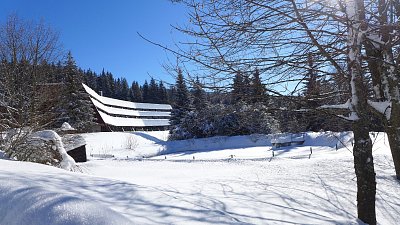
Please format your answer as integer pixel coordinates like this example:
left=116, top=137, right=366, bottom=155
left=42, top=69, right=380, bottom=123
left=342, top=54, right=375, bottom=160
left=60, top=122, right=75, bottom=131
left=33, top=130, right=76, bottom=171
left=0, top=185, right=132, bottom=225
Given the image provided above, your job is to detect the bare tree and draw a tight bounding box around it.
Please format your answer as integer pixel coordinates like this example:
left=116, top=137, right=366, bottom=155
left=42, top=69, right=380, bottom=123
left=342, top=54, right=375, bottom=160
left=0, top=14, right=62, bottom=158
left=141, top=0, right=400, bottom=223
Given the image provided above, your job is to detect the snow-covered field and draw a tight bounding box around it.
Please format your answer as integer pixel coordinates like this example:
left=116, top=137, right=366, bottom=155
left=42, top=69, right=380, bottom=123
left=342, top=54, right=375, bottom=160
left=1, top=131, right=399, bottom=224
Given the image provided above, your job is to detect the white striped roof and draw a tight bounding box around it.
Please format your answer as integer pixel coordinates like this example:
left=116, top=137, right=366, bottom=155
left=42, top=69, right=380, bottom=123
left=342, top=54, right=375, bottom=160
left=98, top=111, right=170, bottom=127
left=82, top=83, right=172, bottom=110
left=90, top=97, right=171, bottom=117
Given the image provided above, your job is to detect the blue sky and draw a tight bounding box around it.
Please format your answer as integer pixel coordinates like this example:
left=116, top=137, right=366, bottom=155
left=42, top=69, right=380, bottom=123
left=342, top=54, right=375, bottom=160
left=0, top=0, right=189, bottom=85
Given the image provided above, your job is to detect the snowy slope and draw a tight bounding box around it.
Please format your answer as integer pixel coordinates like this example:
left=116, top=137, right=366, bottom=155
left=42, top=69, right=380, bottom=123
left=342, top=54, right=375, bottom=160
left=0, top=131, right=399, bottom=224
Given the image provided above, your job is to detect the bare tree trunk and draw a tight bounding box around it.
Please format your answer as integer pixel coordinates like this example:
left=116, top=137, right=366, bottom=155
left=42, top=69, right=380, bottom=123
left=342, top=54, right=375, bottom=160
left=386, top=103, right=400, bottom=179
left=348, top=1, right=376, bottom=223
left=363, top=0, right=400, bottom=180
left=352, top=113, right=376, bottom=225
left=351, top=67, right=377, bottom=225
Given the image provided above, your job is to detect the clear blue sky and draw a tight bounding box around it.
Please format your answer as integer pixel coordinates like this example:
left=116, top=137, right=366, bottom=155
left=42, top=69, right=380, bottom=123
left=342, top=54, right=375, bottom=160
left=0, top=0, right=189, bottom=85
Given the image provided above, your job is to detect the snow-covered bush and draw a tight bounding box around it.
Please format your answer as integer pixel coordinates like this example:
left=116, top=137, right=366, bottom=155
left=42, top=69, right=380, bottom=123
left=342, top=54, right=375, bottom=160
left=169, top=102, right=280, bottom=140
left=125, top=135, right=139, bottom=150
left=1, top=129, right=76, bottom=170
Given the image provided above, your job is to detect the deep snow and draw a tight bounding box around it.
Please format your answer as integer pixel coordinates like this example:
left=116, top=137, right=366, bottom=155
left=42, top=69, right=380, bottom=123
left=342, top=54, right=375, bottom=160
left=1, top=131, right=399, bottom=224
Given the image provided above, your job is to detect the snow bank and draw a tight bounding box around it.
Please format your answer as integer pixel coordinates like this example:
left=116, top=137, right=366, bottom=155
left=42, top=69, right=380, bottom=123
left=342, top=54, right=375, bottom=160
left=82, top=131, right=168, bottom=159
left=0, top=160, right=131, bottom=225
left=0, top=185, right=131, bottom=225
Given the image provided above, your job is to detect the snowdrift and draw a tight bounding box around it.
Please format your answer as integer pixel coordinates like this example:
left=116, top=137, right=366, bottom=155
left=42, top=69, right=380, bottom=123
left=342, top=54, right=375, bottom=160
left=0, top=160, right=131, bottom=225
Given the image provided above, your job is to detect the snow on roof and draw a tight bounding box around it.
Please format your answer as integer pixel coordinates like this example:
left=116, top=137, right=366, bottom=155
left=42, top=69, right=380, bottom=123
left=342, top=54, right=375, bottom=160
left=62, top=134, right=86, bottom=152
left=90, top=97, right=171, bottom=118
left=60, top=122, right=75, bottom=131
left=98, top=111, right=170, bottom=127
left=82, top=83, right=172, bottom=110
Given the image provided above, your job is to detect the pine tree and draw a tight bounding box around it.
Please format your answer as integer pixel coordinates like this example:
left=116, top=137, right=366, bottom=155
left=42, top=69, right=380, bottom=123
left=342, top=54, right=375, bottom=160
left=120, top=78, right=130, bottom=101
left=61, top=52, right=95, bottom=131
left=158, top=81, right=168, bottom=104
left=130, top=81, right=143, bottom=102
left=169, top=68, right=192, bottom=139
left=106, top=72, right=115, bottom=98
left=142, top=80, right=150, bottom=102
left=192, top=76, right=207, bottom=111
left=115, top=78, right=122, bottom=99
left=148, top=78, right=159, bottom=103
left=302, top=53, right=324, bottom=131
left=251, top=68, right=267, bottom=103
left=232, top=71, right=252, bottom=102
left=304, top=53, right=321, bottom=108
left=232, top=71, right=244, bottom=102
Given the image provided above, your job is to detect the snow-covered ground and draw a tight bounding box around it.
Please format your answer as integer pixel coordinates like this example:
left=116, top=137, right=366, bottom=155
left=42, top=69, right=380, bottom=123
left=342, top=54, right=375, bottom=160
left=1, top=131, right=399, bottom=224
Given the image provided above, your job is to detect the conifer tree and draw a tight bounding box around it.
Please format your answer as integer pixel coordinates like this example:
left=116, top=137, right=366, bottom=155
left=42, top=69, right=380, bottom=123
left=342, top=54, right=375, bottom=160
left=158, top=81, right=168, bottom=104
left=120, top=78, right=130, bottom=101
left=130, top=81, right=143, bottom=102
left=192, top=76, right=207, bottom=111
left=148, top=78, right=159, bottom=103
left=232, top=71, right=251, bottom=103
left=142, top=80, right=150, bottom=102
left=304, top=53, right=321, bottom=108
left=115, top=78, right=122, bottom=99
left=251, top=68, right=267, bottom=103
left=61, top=52, right=95, bottom=131
left=232, top=71, right=244, bottom=102
left=106, top=72, right=115, bottom=98
left=169, top=68, right=192, bottom=139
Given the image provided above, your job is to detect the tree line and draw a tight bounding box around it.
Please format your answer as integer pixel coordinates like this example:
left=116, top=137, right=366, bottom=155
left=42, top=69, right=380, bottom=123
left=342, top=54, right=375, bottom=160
left=83, top=70, right=171, bottom=104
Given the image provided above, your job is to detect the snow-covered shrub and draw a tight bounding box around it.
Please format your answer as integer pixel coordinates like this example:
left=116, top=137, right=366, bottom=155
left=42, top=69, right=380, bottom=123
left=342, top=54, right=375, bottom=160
left=169, top=102, right=280, bottom=140
left=1, top=127, right=35, bottom=160
left=125, top=135, right=139, bottom=150
left=2, top=129, right=76, bottom=170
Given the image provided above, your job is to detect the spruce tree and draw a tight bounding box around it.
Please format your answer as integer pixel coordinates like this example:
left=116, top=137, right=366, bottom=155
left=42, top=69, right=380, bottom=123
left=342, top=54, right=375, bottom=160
left=304, top=53, right=321, bottom=108
left=120, top=78, right=129, bottom=101
left=251, top=68, right=267, bottom=103
left=130, top=81, right=143, bottom=102
left=158, top=81, right=168, bottom=104
left=192, top=76, right=207, bottom=111
left=232, top=71, right=252, bottom=103
left=148, top=78, right=159, bottom=103
left=61, top=52, right=95, bottom=131
left=169, top=68, right=192, bottom=139
left=115, top=78, right=122, bottom=99
left=142, top=80, right=150, bottom=102
left=232, top=71, right=244, bottom=102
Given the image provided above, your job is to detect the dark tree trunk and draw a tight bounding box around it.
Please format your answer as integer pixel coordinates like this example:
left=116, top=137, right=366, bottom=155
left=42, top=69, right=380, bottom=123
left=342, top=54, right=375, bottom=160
left=386, top=102, right=400, bottom=179
left=352, top=67, right=377, bottom=225
left=352, top=118, right=376, bottom=225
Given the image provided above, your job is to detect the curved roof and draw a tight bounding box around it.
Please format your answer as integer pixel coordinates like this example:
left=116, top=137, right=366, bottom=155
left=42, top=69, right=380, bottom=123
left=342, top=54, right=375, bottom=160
left=90, top=97, right=171, bottom=117
left=82, top=83, right=171, bottom=127
left=98, top=111, right=170, bottom=127
left=82, top=83, right=172, bottom=110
